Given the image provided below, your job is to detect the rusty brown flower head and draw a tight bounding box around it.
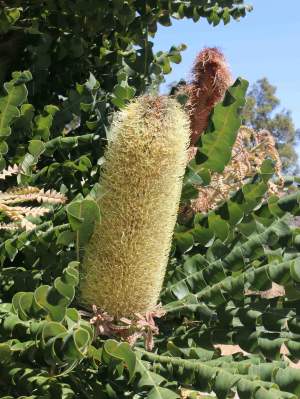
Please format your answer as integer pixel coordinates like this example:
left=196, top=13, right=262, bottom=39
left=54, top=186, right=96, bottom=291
left=186, top=47, right=232, bottom=145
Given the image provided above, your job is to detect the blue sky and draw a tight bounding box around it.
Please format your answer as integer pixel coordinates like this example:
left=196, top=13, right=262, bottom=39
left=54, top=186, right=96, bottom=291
left=153, top=0, right=300, bottom=132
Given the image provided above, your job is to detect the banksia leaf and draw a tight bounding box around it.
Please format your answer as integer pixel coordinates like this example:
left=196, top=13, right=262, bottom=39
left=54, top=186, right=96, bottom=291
left=0, top=222, right=18, bottom=231
left=0, top=164, right=20, bottom=180
left=80, top=96, right=190, bottom=318
left=0, top=185, right=66, bottom=231
left=0, top=186, right=66, bottom=204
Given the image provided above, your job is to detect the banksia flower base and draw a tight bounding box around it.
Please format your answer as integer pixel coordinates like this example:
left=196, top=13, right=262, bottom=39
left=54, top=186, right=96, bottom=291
left=81, top=304, right=166, bottom=351
left=80, top=96, right=189, bottom=318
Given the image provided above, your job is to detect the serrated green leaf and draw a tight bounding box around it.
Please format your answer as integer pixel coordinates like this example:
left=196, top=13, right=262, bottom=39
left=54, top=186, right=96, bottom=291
left=103, top=340, right=136, bottom=381
left=196, top=78, right=249, bottom=173
left=28, top=139, right=45, bottom=158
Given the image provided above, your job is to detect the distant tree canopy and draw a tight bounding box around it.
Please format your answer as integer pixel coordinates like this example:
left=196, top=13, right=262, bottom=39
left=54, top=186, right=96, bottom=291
left=242, top=78, right=299, bottom=174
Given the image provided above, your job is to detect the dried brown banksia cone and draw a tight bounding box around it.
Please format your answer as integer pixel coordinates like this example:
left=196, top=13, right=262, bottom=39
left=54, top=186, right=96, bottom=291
left=191, top=127, right=283, bottom=213
left=80, top=96, right=190, bottom=318
left=186, top=47, right=232, bottom=146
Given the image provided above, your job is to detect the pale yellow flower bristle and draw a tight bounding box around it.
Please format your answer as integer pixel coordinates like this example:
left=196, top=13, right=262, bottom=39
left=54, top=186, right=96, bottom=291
left=80, top=96, right=190, bottom=318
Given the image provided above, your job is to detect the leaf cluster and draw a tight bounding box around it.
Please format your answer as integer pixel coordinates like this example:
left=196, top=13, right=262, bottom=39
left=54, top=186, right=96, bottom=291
left=0, top=0, right=251, bottom=109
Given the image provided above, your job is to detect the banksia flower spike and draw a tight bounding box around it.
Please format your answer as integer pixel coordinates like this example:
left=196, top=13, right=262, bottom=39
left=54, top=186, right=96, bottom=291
left=186, top=47, right=232, bottom=146
left=80, top=96, right=190, bottom=318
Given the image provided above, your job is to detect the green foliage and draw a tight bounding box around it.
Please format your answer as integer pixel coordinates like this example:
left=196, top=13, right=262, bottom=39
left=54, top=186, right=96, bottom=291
left=182, top=77, right=248, bottom=199
left=195, top=77, right=249, bottom=173
left=4, top=2, right=300, bottom=399
left=193, top=77, right=248, bottom=175
left=0, top=0, right=251, bottom=109
left=0, top=261, right=95, bottom=397
left=242, top=77, right=299, bottom=173
left=2, top=65, right=300, bottom=397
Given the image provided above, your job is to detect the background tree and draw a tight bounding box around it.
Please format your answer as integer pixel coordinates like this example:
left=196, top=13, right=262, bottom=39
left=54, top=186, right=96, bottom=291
left=242, top=77, right=299, bottom=173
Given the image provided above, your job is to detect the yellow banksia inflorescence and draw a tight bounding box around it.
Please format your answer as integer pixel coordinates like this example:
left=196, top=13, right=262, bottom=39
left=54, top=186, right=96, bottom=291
left=80, top=96, right=190, bottom=318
